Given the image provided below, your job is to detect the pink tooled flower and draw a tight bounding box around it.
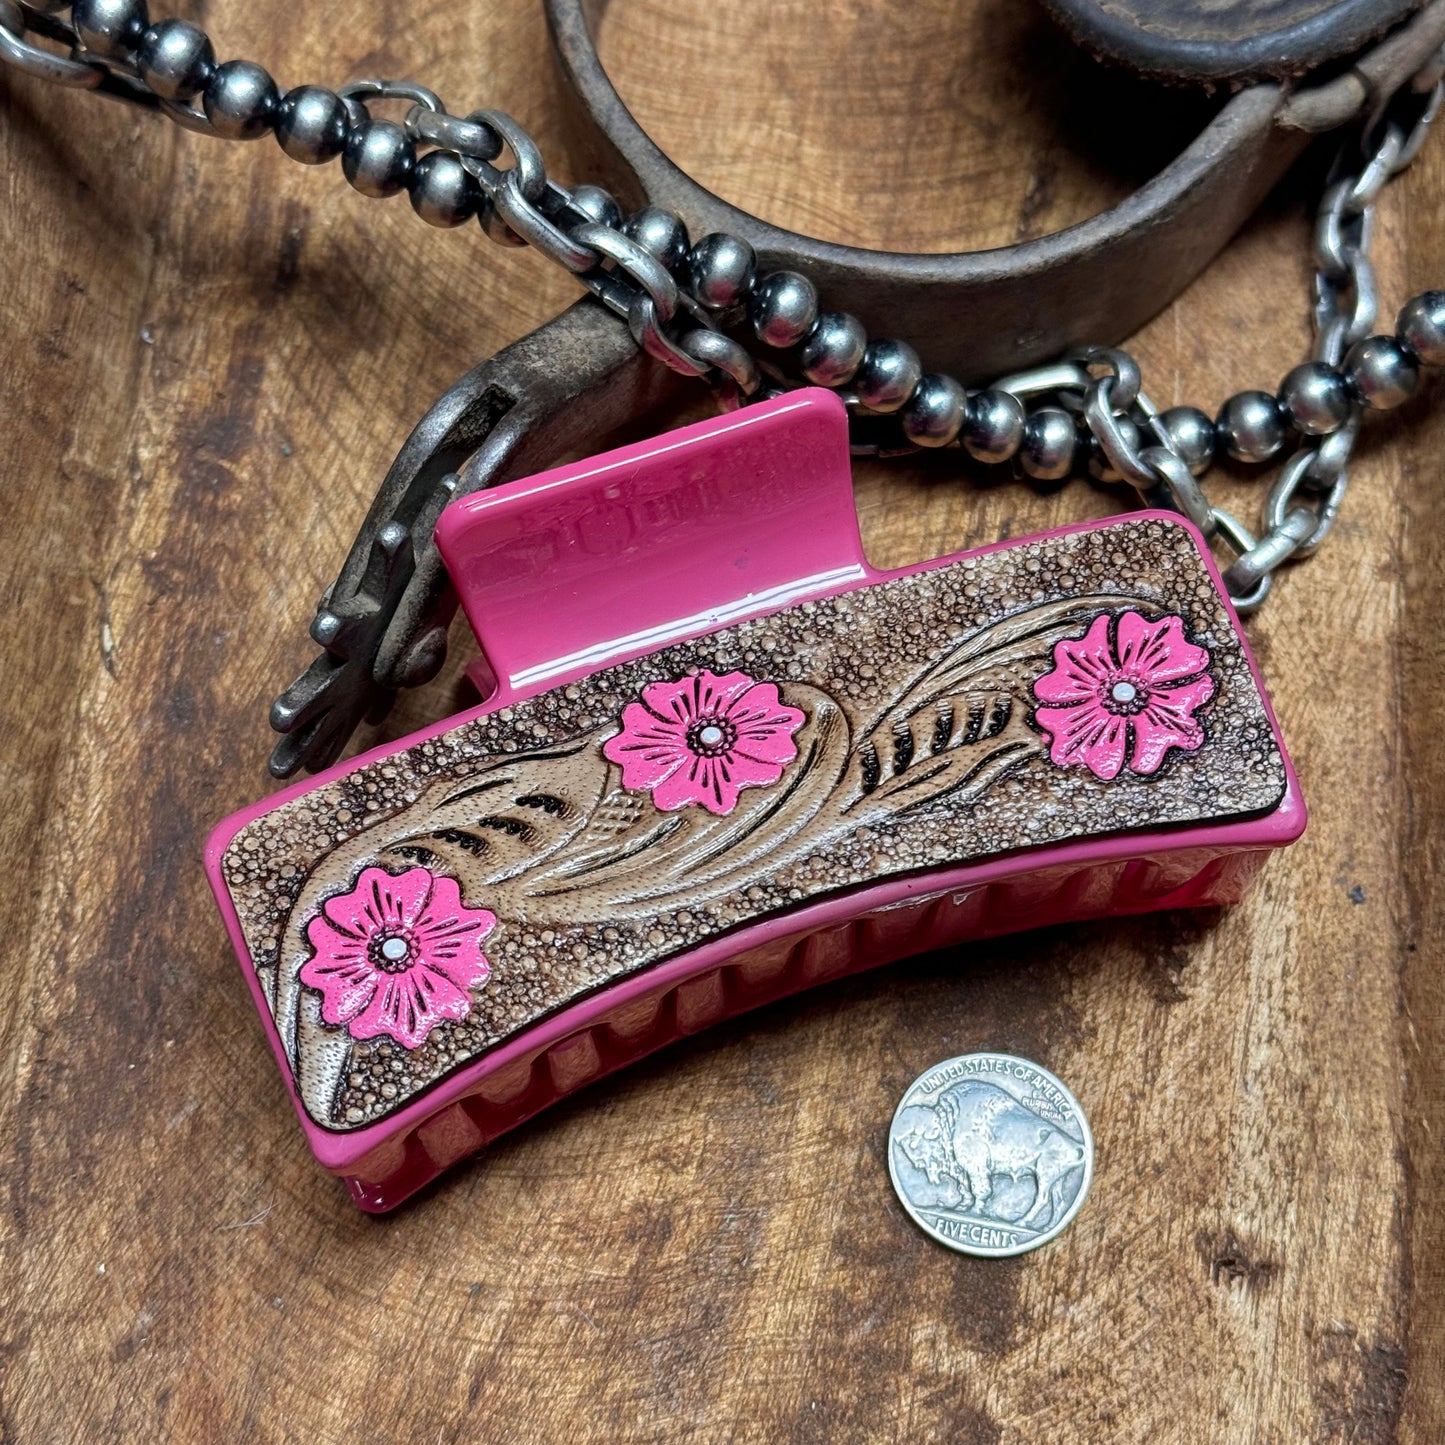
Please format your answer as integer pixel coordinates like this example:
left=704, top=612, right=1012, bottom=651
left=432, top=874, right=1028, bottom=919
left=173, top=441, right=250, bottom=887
left=300, top=866, right=495, bottom=1050
left=1033, top=610, right=1215, bottom=780
left=603, top=668, right=806, bottom=815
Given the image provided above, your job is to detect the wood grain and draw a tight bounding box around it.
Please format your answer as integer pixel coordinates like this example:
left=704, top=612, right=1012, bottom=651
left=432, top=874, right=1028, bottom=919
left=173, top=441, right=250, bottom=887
left=0, top=3, right=1441, bottom=1441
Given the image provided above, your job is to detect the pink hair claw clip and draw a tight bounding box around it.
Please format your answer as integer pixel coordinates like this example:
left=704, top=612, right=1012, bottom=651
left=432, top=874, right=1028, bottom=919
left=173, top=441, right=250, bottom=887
left=207, top=388, right=1303, bottom=1210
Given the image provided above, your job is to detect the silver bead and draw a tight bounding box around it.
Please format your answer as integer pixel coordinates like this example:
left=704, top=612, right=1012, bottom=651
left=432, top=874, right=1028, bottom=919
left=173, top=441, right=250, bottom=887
left=749, top=271, right=819, bottom=349
left=961, top=389, right=1025, bottom=463
left=622, top=206, right=688, bottom=273
left=900, top=374, right=967, bottom=448
left=569, top=184, right=621, bottom=230
left=342, top=118, right=416, bottom=199
left=1085, top=416, right=1139, bottom=482
left=72, top=0, right=147, bottom=58
left=274, top=86, right=347, bottom=165
left=409, top=152, right=478, bottom=228
left=1019, top=406, right=1076, bottom=481
left=854, top=339, right=922, bottom=413
left=688, top=233, right=755, bottom=311
left=1216, top=390, right=1286, bottom=463
left=477, top=195, right=523, bottom=246
left=136, top=18, right=213, bottom=101
left=1345, top=334, right=1420, bottom=409
left=202, top=60, right=278, bottom=141
left=1156, top=405, right=1215, bottom=475
left=1396, top=290, right=1445, bottom=366
left=1278, top=361, right=1351, bottom=435
left=798, top=311, right=867, bottom=386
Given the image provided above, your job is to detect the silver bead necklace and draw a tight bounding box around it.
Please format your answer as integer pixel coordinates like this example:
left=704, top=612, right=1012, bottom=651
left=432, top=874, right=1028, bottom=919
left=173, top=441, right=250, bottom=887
left=5, top=0, right=1445, bottom=768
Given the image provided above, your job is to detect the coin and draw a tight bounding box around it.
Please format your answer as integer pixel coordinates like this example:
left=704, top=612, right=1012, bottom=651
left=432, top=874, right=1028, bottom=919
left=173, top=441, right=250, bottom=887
left=887, top=1052, right=1093, bottom=1257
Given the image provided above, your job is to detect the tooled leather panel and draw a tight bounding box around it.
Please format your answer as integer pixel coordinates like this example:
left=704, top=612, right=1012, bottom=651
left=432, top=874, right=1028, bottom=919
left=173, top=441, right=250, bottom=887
left=219, top=518, right=1285, bottom=1130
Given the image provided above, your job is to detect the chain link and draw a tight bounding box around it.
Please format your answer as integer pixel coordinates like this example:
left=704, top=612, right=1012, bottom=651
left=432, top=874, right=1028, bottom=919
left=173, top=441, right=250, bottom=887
left=0, top=0, right=95, bottom=84
left=1215, top=74, right=1443, bottom=607
left=1045, top=64, right=1442, bottom=612
left=3, top=2, right=1444, bottom=611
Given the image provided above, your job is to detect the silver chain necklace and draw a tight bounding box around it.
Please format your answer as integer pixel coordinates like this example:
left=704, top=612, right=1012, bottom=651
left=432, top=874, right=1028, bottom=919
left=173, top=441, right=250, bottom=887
left=5, top=1, right=1445, bottom=748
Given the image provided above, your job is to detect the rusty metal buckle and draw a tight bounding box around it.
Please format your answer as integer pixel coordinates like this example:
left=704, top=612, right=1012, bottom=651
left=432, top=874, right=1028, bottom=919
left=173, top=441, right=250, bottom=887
left=267, top=302, right=679, bottom=776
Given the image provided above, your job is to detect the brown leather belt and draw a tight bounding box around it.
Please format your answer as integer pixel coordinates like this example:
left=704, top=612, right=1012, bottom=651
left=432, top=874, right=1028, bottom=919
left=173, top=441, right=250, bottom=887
left=546, top=0, right=1445, bottom=379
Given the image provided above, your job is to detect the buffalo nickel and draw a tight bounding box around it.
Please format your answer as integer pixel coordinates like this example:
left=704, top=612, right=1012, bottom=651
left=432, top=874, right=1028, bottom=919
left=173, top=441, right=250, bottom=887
left=888, top=1052, right=1093, bottom=1257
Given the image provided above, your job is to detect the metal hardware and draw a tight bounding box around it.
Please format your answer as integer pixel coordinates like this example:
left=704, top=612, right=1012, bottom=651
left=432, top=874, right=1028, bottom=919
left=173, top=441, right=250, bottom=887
left=337, top=78, right=444, bottom=114
left=993, top=362, right=1095, bottom=401
left=0, top=0, right=101, bottom=86
left=1210, top=510, right=1272, bottom=613
left=547, top=0, right=1445, bottom=378
left=1222, top=507, right=1320, bottom=597
left=266, top=301, right=680, bottom=776
left=3, top=3, right=1445, bottom=767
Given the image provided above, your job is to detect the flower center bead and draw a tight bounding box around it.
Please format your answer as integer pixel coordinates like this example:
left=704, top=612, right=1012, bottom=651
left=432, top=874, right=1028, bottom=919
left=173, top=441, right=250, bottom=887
left=685, top=716, right=737, bottom=757
left=370, top=931, right=415, bottom=973
left=1101, top=675, right=1148, bottom=715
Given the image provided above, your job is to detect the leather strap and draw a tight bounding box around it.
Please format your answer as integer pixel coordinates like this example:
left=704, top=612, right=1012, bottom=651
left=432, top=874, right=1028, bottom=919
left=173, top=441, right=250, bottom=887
left=1042, top=0, right=1419, bottom=84
left=544, top=0, right=1445, bottom=380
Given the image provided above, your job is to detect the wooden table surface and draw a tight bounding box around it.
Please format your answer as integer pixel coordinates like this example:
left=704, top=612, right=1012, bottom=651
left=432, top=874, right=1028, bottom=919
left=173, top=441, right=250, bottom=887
left=3, top=2, right=1443, bottom=1441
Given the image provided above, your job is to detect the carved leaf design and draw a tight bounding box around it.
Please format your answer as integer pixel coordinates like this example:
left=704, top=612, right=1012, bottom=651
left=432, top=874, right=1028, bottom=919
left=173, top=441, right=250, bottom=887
left=280, top=739, right=612, bottom=1118
left=281, top=691, right=846, bottom=1117
left=849, top=689, right=1029, bottom=811
left=842, top=593, right=1147, bottom=818
left=488, top=684, right=850, bottom=920
left=372, top=738, right=611, bottom=888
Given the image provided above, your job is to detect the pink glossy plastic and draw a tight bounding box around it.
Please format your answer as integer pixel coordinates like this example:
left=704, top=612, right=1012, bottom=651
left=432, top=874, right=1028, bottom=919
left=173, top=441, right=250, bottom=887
left=206, top=389, right=1304, bottom=1210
